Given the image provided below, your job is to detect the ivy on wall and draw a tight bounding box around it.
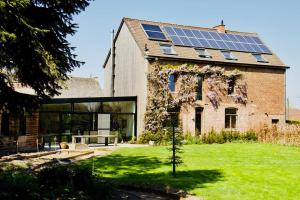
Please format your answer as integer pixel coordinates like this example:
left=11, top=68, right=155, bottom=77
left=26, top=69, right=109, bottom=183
left=144, top=63, right=247, bottom=132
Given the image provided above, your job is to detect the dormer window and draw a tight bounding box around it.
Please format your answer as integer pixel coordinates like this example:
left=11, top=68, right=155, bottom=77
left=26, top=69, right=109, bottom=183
left=159, top=44, right=176, bottom=55
left=252, top=53, right=268, bottom=63
left=221, top=51, right=237, bottom=60
left=195, top=48, right=211, bottom=58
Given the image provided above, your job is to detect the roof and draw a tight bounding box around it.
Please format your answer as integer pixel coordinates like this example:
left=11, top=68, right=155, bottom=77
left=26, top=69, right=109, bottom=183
left=14, top=76, right=102, bottom=98
left=54, top=76, right=102, bottom=98
left=103, top=17, right=287, bottom=69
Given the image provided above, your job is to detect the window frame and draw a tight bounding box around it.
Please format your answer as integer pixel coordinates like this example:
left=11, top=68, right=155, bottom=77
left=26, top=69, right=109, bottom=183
left=225, top=108, right=238, bottom=130
left=195, top=48, right=212, bottom=58
left=221, top=50, right=237, bottom=60
left=252, top=53, right=268, bottom=63
left=159, top=43, right=177, bottom=55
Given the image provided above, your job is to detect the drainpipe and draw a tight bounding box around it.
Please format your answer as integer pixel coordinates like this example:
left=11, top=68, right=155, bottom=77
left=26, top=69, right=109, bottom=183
left=284, top=69, right=287, bottom=123
left=111, top=29, right=116, bottom=97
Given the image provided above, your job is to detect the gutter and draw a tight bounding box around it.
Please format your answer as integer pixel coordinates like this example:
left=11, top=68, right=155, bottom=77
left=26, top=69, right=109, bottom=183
left=145, top=55, right=290, bottom=69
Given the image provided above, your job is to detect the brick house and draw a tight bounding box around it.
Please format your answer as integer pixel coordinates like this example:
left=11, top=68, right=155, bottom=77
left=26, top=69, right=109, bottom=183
left=103, top=17, right=288, bottom=135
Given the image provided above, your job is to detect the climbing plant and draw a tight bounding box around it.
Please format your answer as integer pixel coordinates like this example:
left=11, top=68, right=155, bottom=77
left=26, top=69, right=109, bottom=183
left=144, top=63, right=247, bottom=133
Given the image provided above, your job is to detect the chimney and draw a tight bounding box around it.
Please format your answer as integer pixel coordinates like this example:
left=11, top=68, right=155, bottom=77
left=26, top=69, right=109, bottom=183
left=213, top=20, right=226, bottom=33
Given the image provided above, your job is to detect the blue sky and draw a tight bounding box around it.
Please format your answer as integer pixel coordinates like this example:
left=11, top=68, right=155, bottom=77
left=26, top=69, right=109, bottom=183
left=68, top=0, right=300, bottom=108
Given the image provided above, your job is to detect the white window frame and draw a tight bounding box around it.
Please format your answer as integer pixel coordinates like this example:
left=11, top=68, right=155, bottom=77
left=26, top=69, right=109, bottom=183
left=225, top=108, right=238, bottom=130
left=159, top=43, right=176, bottom=55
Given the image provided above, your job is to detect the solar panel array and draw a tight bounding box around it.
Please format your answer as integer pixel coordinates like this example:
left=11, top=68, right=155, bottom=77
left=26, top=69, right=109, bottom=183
left=141, top=24, right=167, bottom=41
left=164, top=26, right=272, bottom=54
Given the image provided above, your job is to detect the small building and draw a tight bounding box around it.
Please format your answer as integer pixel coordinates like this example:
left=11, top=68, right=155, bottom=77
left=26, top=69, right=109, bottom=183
left=103, top=18, right=288, bottom=135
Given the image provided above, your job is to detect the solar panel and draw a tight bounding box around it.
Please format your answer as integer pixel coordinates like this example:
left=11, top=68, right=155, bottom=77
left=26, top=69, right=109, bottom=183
left=164, top=26, right=272, bottom=54
left=141, top=24, right=167, bottom=40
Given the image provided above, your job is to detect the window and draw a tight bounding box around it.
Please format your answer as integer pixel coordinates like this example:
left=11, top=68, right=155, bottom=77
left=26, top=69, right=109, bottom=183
left=221, top=51, right=237, bottom=60
left=227, top=79, right=235, bottom=95
left=272, top=119, right=279, bottom=124
left=196, top=76, right=203, bottom=100
left=159, top=44, right=176, bottom=55
left=195, top=48, right=211, bottom=58
left=225, top=108, right=237, bottom=129
left=252, top=53, right=268, bottom=63
left=168, top=74, right=176, bottom=92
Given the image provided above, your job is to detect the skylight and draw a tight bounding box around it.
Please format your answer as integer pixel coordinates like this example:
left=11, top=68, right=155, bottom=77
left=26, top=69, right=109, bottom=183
left=159, top=44, right=176, bottom=55
left=195, top=48, right=211, bottom=58
left=252, top=53, right=268, bottom=63
left=221, top=51, right=237, bottom=60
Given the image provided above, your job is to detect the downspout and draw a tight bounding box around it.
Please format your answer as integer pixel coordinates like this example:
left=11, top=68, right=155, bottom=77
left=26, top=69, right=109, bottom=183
left=284, top=69, right=287, bottom=123
left=111, top=29, right=116, bottom=97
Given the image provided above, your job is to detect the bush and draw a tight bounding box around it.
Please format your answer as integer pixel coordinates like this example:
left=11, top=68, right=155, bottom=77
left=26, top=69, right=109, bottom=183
left=183, top=132, right=202, bottom=144
left=0, top=169, right=39, bottom=200
left=0, top=165, right=112, bottom=200
left=201, top=129, right=257, bottom=144
left=243, top=130, right=258, bottom=141
left=138, top=128, right=183, bottom=145
left=37, top=165, right=112, bottom=199
left=286, top=120, right=300, bottom=125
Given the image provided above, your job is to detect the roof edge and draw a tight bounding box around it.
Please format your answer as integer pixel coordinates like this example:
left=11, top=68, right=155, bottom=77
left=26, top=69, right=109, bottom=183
left=102, top=18, right=126, bottom=68
left=145, top=55, right=290, bottom=69
left=122, top=17, right=258, bottom=35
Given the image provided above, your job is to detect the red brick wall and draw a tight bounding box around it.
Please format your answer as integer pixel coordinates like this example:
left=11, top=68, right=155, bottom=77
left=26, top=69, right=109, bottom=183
left=0, top=112, right=39, bottom=152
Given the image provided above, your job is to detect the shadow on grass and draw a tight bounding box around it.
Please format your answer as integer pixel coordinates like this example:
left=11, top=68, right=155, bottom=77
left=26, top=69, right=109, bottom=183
left=79, top=154, right=223, bottom=191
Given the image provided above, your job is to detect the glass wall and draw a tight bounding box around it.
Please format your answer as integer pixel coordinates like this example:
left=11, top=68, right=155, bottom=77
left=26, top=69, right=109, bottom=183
left=39, top=98, right=137, bottom=143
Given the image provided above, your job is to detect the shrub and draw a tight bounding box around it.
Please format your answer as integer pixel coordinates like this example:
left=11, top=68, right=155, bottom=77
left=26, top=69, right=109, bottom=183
left=183, top=132, right=202, bottom=144
left=286, top=120, right=300, bottom=125
left=201, top=129, right=257, bottom=144
left=243, top=130, right=258, bottom=141
left=202, top=129, right=225, bottom=144
left=138, top=128, right=183, bottom=145
left=0, top=165, right=112, bottom=200
left=37, top=165, right=112, bottom=199
left=0, top=169, right=39, bottom=199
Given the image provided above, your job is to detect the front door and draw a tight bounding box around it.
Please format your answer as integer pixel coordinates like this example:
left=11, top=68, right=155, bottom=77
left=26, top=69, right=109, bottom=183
left=195, top=107, right=203, bottom=134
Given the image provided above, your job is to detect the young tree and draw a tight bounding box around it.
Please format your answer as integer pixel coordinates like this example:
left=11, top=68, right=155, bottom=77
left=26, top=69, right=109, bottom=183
left=0, top=0, right=92, bottom=112
left=167, top=114, right=183, bottom=177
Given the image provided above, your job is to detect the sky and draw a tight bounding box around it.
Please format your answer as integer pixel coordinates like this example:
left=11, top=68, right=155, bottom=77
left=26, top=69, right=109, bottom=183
left=67, top=0, right=300, bottom=108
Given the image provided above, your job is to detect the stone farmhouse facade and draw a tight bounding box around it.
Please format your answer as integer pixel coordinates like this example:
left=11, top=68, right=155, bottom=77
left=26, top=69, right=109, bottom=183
left=103, top=17, right=288, bottom=135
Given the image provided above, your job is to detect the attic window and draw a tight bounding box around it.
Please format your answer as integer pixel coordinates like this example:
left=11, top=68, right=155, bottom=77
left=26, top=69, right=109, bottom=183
left=159, top=44, right=176, bottom=55
left=221, top=51, right=237, bottom=60
left=195, top=48, right=211, bottom=58
left=252, top=53, right=268, bottom=63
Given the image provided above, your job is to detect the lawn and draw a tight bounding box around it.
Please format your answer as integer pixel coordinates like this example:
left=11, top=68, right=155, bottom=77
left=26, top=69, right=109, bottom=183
left=79, top=143, right=300, bottom=200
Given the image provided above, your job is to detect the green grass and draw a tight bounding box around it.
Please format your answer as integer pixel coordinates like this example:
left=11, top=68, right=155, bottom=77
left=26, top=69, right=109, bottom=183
left=80, top=143, right=300, bottom=200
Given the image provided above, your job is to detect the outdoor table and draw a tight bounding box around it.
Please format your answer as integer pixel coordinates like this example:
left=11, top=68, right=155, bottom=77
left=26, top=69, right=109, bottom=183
left=72, top=134, right=118, bottom=146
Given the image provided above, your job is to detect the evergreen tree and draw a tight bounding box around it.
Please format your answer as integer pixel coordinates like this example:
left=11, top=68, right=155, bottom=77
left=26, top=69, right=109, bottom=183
left=167, top=114, right=183, bottom=177
left=0, top=0, right=92, bottom=112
